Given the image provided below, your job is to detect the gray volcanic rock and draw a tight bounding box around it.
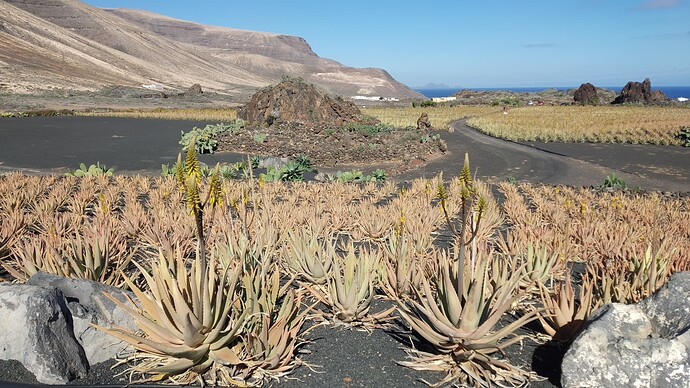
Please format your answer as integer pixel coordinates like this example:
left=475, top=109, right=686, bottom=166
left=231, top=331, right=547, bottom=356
left=561, top=272, right=690, bottom=388
left=185, top=83, right=203, bottom=95
left=0, top=284, right=88, bottom=384
left=27, top=272, right=136, bottom=365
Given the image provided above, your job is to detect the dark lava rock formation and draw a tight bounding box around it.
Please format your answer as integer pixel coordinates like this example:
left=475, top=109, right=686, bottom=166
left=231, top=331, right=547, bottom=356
left=612, top=78, right=668, bottom=104
left=573, top=83, right=599, bottom=105
left=238, top=78, right=369, bottom=127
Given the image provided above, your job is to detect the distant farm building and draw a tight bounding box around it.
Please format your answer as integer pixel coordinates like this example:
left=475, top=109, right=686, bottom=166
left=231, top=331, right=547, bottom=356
left=431, top=96, right=457, bottom=103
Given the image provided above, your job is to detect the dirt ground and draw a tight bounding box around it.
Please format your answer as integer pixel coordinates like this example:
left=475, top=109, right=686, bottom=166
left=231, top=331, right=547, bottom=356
left=217, top=121, right=448, bottom=174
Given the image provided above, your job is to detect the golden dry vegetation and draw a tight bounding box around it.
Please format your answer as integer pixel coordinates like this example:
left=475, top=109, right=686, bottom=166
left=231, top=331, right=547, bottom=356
left=78, top=108, right=238, bottom=122
left=467, top=105, right=690, bottom=144
left=362, top=106, right=501, bottom=130
left=1, top=165, right=688, bottom=386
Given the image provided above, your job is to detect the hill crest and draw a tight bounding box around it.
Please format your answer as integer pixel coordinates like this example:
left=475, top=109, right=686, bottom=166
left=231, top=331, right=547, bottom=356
left=0, top=0, right=421, bottom=99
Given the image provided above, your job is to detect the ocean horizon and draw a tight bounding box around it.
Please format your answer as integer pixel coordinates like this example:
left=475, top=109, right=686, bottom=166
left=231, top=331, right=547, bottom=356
left=415, top=86, right=690, bottom=100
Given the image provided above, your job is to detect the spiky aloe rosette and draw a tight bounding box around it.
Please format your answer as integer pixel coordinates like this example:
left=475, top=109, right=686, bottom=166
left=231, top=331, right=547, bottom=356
left=97, top=248, right=248, bottom=384
left=396, top=154, right=539, bottom=387
left=396, top=249, right=539, bottom=387
left=96, top=138, right=308, bottom=385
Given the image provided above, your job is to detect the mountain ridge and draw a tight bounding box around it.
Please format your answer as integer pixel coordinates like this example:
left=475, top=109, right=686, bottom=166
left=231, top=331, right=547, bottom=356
left=0, top=0, right=421, bottom=99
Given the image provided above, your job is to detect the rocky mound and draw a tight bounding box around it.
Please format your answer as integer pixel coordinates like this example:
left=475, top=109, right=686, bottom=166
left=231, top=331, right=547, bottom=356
left=612, top=78, right=668, bottom=104
left=573, top=83, right=599, bottom=105
left=238, top=79, right=369, bottom=127
left=221, top=79, right=446, bottom=173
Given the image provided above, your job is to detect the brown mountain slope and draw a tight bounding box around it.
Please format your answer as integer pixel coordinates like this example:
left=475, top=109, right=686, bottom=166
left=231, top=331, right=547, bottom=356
left=0, top=0, right=421, bottom=99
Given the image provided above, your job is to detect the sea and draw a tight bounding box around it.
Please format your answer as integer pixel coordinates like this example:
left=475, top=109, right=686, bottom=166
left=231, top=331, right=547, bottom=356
left=415, top=86, right=690, bottom=100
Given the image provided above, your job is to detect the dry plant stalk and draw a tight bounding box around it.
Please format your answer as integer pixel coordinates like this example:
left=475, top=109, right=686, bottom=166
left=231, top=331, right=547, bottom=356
left=468, top=105, right=690, bottom=145
left=363, top=106, right=500, bottom=130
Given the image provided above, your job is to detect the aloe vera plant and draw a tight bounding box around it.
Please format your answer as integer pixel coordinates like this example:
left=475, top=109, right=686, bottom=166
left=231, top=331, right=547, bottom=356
left=536, top=270, right=595, bottom=342
left=379, top=226, right=424, bottom=299
left=307, top=242, right=393, bottom=324
left=284, top=227, right=333, bottom=285
left=234, top=268, right=311, bottom=383
left=396, top=248, right=539, bottom=387
left=519, top=244, right=563, bottom=291
left=96, top=248, right=249, bottom=384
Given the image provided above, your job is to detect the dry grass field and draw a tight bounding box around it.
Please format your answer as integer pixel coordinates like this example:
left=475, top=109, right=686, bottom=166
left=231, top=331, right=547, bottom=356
left=78, top=108, right=238, bottom=122
left=467, top=105, right=690, bottom=144
left=362, top=106, right=500, bottom=130
left=75, top=105, right=690, bottom=147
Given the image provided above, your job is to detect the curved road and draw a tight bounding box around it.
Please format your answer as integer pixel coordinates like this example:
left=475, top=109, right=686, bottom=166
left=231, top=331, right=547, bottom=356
left=398, top=120, right=690, bottom=193
left=0, top=116, right=688, bottom=192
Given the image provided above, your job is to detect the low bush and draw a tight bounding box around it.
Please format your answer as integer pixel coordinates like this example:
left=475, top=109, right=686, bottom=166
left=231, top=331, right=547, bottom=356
left=677, top=127, right=690, bottom=147
left=179, top=120, right=245, bottom=154
left=65, top=162, right=114, bottom=177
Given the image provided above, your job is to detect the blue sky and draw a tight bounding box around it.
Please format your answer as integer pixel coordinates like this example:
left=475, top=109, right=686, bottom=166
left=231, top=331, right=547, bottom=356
left=83, top=0, right=690, bottom=88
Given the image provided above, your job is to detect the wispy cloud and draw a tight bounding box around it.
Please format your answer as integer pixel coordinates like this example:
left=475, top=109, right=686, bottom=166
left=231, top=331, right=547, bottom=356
left=523, top=43, right=557, bottom=49
left=638, top=0, right=682, bottom=10
left=633, top=30, right=690, bottom=39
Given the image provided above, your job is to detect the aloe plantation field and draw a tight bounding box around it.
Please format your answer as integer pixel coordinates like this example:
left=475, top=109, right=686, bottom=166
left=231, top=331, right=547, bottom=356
left=1, top=145, right=689, bottom=386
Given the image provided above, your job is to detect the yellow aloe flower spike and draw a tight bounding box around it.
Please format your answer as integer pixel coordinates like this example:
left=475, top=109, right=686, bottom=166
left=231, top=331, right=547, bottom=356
left=208, top=165, right=223, bottom=209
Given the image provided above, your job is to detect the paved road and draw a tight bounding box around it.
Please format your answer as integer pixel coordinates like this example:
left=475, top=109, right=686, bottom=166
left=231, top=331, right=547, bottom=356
left=1, top=116, right=688, bottom=193
left=398, top=120, right=690, bottom=193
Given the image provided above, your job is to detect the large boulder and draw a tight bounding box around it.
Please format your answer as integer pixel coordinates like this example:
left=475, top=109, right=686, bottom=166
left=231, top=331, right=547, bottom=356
left=238, top=78, right=368, bottom=127
left=561, top=272, right=690, bottom=388
left=0, top=273, right=136, bottom=384
left=573, top=83, right=599, bottom=105
left=186, top=83, right=203, bottom=95
left=612, top=78, right=668, bottom=104
left=27, top=272, right=136, bottom=365
left=0, top=284, right=88, bottom=384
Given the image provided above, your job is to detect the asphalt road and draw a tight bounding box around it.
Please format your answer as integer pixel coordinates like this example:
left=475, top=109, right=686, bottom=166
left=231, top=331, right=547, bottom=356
left=1, top=116, right=688, bottom=193
left=398, top=120, right=690, bottom=193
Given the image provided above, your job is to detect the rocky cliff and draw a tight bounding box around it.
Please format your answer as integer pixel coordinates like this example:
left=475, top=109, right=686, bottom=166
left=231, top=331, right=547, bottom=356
left=0, top=0, right=421, bottom=99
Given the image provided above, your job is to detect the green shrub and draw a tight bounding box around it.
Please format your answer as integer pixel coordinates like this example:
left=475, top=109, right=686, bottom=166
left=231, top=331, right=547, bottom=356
left=413, top=100, right=437, bottom=108
left=250, top=156, right=262, bottom=169
left=600, top=172, right=627, bottom=190
left=65, top=162, right=114, bottom=177
left=179, top=120, right=245, bottom=154
left=253, top=132, right=268, bottom=144
left=161, top=162, right=179, bottom=177
left=259, top=160, right=308, bottom=183
left=370, top=169, right=387, bottom=182
left=677, top=127, right=690, bottom=147
left=336, top=170, right=364, bottom=183
left=219, top=164, right=236, bottom=179
left=294, top=155, right=313, bottom=172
